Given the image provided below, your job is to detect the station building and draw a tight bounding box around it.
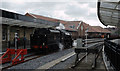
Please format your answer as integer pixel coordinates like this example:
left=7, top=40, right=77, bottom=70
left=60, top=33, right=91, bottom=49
left=25, top=13, right=111, bottom=39
left=79, top=23, right=111, bottom=38
left=25, top=13, right=80, bottom=39
left=1, top=9, right=111, bottom=51
left=1, top=9, right=59, bottom=51
left=25, top=13, right=88, bottom=39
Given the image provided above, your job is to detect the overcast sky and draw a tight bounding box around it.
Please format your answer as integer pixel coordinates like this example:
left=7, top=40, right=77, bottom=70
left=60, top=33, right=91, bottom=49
left=1, top=0, right=107, bottom=27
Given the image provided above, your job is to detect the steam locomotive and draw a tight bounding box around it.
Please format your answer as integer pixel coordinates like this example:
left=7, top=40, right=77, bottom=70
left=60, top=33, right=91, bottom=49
left=30, top=28, right=73, bottom=52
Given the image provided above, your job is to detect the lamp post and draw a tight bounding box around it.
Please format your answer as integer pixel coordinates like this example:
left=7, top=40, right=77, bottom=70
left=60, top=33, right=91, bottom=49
left=85, top=27, right=89, bottom=63
left=85, top=28, right=89, bottom=47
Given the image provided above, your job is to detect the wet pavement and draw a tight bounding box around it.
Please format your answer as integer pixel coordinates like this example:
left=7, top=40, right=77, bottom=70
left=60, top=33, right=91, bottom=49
left=50, top=50, right=106, bottom=71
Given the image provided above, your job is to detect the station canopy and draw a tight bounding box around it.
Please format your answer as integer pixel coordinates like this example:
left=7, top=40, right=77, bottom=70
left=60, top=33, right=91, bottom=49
left=98, top=0, right=120, bottom=26
left=0, top=9, right=59, bottom=28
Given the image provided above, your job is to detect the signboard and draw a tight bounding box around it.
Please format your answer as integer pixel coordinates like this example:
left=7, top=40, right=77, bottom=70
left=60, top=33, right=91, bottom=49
left=77, top=38, right=82, bottom=48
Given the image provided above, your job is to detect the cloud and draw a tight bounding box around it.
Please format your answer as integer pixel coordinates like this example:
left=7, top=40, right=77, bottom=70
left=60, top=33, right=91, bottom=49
left=1, top=0, right=98, bottom=2
left=64, top=3, right=89, bottom=17
left=1, top=0, right=105, bottom=27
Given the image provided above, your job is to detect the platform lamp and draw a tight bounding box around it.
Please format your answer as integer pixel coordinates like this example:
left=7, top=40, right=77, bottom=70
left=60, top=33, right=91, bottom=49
left=85, top=27, right=89, bottom=63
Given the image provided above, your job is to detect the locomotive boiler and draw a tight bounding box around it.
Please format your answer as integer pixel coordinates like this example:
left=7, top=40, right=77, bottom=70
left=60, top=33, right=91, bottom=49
left=30, top=28, right=73, bottom=52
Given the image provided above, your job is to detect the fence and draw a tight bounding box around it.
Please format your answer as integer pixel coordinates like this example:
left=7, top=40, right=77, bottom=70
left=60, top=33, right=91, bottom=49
left=104, top=39, right=120, bottom=71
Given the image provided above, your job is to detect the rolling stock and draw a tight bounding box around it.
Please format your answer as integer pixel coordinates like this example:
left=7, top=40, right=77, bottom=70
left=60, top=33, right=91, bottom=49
left=30, top=28, right=73, bottom=52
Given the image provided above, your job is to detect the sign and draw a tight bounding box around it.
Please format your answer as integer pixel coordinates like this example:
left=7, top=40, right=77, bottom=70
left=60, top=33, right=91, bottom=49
left=77, top=38, right=82, bottom=48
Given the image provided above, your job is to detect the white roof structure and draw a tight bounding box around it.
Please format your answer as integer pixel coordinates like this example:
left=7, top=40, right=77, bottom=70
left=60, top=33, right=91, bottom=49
left=50, top=29, right=60, bottom=33
left=56, top=23, right=65, bottom=30
left=98, top=0, right=120, bottom=26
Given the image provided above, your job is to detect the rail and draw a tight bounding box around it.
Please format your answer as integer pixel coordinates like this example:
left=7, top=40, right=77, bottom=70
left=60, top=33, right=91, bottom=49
left=72, top=42, right=103, bottom=68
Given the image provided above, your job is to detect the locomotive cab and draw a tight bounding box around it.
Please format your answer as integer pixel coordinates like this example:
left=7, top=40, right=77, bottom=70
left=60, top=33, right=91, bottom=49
left=60, top=30, right=73, bottom=48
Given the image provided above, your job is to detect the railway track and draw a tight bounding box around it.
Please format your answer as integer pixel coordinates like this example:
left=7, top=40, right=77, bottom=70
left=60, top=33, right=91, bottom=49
left=2, top=49, right=60, bottom=70
left=85, top=39, right=104, bottom=44
left=71, top=53, right=89, bottom=68
left=2, top=53, right=44, bottom=70
left=70, top=51, right=102, bottom=69
left=2, top=47, right=70, bottom=70
left=1, top=39, right=104, bottom=70
left=71, top=43, right=103, bottom=69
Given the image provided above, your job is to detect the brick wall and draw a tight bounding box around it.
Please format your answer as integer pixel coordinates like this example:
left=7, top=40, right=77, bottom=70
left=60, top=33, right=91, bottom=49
left=67, top=31, right=78, bottom=39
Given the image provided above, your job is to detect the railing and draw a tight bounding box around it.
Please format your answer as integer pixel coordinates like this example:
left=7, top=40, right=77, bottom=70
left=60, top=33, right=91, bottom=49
left=73, top=38, right=104, bottom=68
left=82, top=38, right=104, bottom=47
left=104, top=39, right=120, bottom=71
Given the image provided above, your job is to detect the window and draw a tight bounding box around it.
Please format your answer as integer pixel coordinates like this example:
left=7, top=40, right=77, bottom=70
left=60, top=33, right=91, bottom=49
left=69, top=25, right=75, bottom=29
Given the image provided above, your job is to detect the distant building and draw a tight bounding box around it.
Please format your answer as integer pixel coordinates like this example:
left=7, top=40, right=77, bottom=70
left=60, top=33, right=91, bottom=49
left=1, top=9, right=111, bottom=51
left=79, top=23, right=111, bottom=38
left=25, top=13, right=111, bottom=39
left=105, top=27, right=118, bottom=35
left=87, top=26, right=111, bottom=38
left=25, top=13, right=80, bottom=39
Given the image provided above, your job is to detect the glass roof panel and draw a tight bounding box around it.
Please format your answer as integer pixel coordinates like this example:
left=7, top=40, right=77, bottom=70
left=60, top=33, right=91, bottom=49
left=101, top=2, right=117, bottom=9
left=98, top=0, right=120, bottom=26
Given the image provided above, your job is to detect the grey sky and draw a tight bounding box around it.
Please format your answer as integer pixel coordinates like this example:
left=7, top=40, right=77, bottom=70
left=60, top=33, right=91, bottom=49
left=1, top=0, right=106, bottom=27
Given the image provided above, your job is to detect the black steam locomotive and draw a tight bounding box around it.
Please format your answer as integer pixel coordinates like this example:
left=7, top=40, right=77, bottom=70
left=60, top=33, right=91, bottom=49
left=30, top=28, right=73, bottom=52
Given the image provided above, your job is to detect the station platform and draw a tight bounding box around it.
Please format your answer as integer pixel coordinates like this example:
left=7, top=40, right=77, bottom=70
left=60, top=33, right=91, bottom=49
left=72, top=52, right=106, bottom=70
left=1, top=47, right=106, bottom=71
left=49, top=46, right=106, bottom=71
left=1, top=40, right=107, bottom=71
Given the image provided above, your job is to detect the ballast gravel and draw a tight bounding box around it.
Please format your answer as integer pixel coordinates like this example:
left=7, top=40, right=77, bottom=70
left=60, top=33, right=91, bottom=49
left=9, top=48, right=74, bottom=69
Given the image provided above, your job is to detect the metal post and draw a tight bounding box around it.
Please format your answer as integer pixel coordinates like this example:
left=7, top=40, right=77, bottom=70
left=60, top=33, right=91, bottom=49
left=82, top=38, right=85, bottom=47
left=7, top=26, right=10, bottom=48
left=85, top=28, right=88, bottom=63
left=92, top=53, right=96, bottom=69
left=15, top=33, right=18, bottom=49
left=86, top=32, right=87, bottom=47
left=75, top=53, right=79, bottom=65
left=24, top=27, right=26, bottom=49
left=33, top=28, right=36, bottom=34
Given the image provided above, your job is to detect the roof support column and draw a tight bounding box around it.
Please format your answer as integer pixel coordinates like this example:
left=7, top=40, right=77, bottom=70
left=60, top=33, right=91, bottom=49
left=0, top=24, right=2, bottom=53
left=7, top=26, right=10, bottom=48
left=33, top=28, right=36, bottom=34
left=23, top=27, right=26, bottom=49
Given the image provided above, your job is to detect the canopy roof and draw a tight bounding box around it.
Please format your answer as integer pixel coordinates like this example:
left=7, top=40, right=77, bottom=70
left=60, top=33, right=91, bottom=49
left=98, top=0, right=120, bottom=26
left=0, top=9, right=59, bottom=28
